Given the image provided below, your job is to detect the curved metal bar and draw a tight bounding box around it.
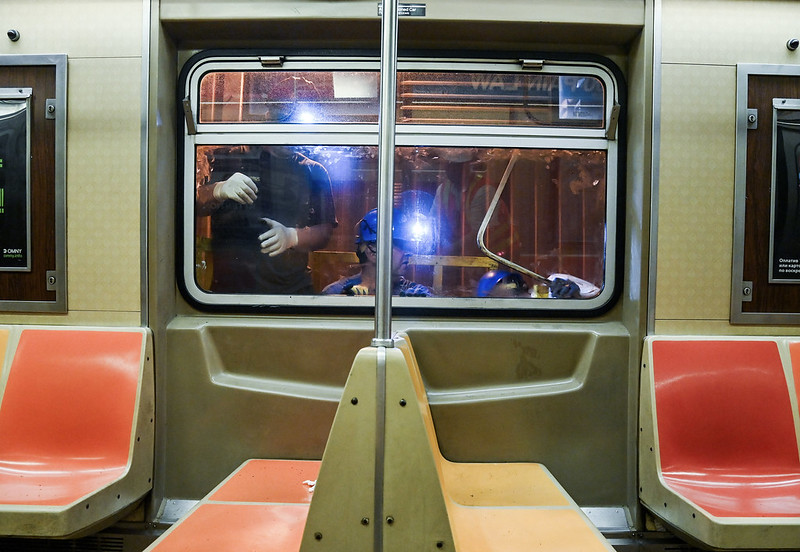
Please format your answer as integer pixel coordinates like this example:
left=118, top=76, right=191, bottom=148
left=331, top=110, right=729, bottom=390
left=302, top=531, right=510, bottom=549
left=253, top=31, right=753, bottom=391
left=476, top=150, right=551, bottom=286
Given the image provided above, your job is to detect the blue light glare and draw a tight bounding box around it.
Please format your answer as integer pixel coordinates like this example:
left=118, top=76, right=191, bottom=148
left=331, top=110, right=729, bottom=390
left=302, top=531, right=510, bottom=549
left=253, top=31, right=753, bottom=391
left=411, top=220, right=427, bottom=240
left=297, top=107, right=316, bottom=124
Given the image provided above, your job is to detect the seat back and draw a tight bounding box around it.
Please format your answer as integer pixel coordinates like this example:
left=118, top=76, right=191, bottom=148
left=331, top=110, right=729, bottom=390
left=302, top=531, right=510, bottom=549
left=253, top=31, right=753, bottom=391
left=0, top=326, right=154, bottom=538
left=395, top=335, right=444, bottom=459
left=651, top=339, right=800, bottom=473
left=788, top=341, right=800, bottom=419
left=0, top=329, right=143, bottom=468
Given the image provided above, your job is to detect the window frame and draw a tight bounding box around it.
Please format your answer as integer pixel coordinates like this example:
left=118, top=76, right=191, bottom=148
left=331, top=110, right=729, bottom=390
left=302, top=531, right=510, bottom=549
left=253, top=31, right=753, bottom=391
left=178, top=51, right=624, bottom=314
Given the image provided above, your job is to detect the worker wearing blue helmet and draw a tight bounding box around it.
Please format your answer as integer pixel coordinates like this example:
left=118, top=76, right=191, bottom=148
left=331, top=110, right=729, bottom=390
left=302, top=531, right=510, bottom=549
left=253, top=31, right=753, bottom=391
left=322, top=208, right=434, bottom=297
left=476, top=270, right=529, bottom=298
left=477, top=269, right=596, bottom=299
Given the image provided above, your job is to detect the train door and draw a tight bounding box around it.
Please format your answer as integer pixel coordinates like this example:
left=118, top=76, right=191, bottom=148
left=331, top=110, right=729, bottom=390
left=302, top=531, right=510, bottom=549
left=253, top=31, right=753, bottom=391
left=147, top=2, right=648, bottom=544
left=165, top=48, right=631, bottom=527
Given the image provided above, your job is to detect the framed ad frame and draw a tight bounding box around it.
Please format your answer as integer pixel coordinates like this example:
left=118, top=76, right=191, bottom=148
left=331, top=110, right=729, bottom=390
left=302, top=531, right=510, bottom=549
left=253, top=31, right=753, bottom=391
left=0, top=54, right=67, bottom=313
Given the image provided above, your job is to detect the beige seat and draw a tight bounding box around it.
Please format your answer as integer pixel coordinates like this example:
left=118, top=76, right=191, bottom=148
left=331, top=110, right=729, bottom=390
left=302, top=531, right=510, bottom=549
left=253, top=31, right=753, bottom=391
left=145, top=333, right=612, bottom=552
left=396, top=335, right=614, bottom=551
left=299, top=334, right=614, bottom=551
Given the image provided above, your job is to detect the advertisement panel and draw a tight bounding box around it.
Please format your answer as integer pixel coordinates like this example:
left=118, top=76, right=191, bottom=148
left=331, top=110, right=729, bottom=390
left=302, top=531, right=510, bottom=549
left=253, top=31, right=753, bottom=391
left=0, top=88, right=31, bottom=272
left=769, top=99, right=800, bottom=282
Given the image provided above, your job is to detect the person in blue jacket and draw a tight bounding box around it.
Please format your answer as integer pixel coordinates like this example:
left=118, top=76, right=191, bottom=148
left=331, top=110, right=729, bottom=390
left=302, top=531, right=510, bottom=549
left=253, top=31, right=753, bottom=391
left=323, top=208, right=434, bottom=297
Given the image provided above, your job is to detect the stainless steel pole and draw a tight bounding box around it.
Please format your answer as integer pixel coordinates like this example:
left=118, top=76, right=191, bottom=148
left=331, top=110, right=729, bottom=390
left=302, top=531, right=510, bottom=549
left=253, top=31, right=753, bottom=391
left=372, top=0, right=399, bottom=348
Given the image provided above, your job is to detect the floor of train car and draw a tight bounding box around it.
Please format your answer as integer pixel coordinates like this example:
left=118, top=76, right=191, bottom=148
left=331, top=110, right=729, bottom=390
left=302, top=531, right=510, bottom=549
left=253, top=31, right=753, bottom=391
left=0, top=524, right=768, bottom=552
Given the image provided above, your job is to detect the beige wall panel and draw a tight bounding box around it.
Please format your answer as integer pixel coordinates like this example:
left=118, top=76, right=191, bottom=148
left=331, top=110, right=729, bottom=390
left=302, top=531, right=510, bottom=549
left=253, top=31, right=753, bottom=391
left=655, top=319, right=800, bottom=336
left=655, top=64, right=735, bottom=322
left=0, top=0, right=141, bottom=58
left=657, top=0, right=800, bottom=335
left=0, top=0, right=143, bottom=323
left=67, top=57, right=141, bottom=314
left=662, top=0, right=800, bottom=66
left=0, top=311, right=140, bottom=326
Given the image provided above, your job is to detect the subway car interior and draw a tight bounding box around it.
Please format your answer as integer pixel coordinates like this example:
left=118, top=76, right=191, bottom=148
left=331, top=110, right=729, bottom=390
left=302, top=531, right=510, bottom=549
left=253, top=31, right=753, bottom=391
left=2, top=1, right=800, bottom=551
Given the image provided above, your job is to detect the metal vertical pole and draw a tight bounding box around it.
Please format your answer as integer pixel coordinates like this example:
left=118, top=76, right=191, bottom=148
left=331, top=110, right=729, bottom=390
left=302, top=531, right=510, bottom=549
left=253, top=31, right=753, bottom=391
left=372, top=0, right=399, bottom=348
left=372, top=3, right=398, bottom=550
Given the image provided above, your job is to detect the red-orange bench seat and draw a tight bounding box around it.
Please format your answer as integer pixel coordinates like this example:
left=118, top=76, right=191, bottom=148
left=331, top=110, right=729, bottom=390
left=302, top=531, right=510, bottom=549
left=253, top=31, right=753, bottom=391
left=0, top=326, right=154, bottom=538
left=639, top=337, right=800, bottom=549
left=145, top=459, right=320, bottom=552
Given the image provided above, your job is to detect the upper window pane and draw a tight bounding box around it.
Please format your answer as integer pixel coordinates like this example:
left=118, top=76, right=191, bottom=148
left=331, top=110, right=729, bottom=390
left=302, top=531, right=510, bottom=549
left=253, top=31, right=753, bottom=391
left=199, top=71, right=380, bottom=124
left=398, top=72, right=605, bottom=128
left=198, top=70, right=605, bottom=128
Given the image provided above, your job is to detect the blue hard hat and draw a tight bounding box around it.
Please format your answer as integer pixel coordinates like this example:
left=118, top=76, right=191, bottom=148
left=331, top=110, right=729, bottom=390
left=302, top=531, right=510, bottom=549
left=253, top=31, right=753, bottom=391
left=477, top=270, right=526, bottom=297
left=355, top=209, right=380, bottom=245
left=356, top=208, right=435, bottom=254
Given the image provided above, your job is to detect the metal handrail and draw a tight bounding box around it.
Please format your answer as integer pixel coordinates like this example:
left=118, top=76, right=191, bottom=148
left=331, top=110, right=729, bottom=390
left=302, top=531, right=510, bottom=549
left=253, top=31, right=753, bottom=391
left=475, top=150, right=551, bottom=286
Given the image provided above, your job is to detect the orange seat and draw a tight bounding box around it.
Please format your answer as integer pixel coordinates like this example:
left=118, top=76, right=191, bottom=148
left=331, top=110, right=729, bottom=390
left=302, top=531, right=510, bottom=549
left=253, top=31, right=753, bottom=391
left=640, top=337, right=800, bottom=549
left=153, top=336, right=613, bottom=552
left=145, top=459, right=320, bottom=552
left=148, top=503, right=309, bottom=552
left=655, top=340, right=800, bottom=517
left=208, top=458, right=319, bottom=503
left=0, top=327, right=154, bottom=537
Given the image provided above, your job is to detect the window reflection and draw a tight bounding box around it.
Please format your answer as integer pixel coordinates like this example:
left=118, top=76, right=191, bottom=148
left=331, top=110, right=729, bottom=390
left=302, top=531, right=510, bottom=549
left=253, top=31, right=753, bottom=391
left=199, top=71, right=380, bottom=124
left=198, top=70, right=605, bottom=128
left=195, top=145, right=605, bottom=298
left=398, top=72, right=604, bottom=127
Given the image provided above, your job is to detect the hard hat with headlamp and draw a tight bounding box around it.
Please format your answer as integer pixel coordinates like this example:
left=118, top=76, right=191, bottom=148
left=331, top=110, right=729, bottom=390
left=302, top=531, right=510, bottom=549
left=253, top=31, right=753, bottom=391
left=355, top=207, right=434, bottom=255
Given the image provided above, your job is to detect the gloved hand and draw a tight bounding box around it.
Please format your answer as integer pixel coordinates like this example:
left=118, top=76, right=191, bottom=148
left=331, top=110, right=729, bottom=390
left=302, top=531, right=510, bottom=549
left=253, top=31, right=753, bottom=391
left=549, top=277, right=581, bottom=299
left=213, top=172, right=258, bottom=204
left=345, top=284, right=370, bottom=296
left=259, top=218, right=298, bottom=257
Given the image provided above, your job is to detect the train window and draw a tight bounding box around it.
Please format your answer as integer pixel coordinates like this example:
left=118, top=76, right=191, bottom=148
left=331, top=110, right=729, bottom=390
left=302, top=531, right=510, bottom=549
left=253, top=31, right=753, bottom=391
left=180, top=54, right=622, bottom=313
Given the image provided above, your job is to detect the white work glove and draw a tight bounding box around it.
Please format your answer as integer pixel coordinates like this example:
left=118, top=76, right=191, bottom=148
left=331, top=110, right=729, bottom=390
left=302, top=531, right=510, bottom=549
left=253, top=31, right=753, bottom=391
left=259, top=218, right=298, bottom=257
left=213, top=172, right=258, bottom=204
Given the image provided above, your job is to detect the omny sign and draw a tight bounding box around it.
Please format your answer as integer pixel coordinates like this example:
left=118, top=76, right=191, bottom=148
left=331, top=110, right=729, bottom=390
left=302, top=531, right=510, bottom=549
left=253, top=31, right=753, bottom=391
left=0, top=88, right=32, bottom=271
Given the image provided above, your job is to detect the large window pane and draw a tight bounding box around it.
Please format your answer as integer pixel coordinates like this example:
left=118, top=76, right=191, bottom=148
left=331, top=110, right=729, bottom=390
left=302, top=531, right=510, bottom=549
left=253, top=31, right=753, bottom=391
left=194, top=145, right=605, bottom=299
left=183, top=55, right=620, bottom=311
